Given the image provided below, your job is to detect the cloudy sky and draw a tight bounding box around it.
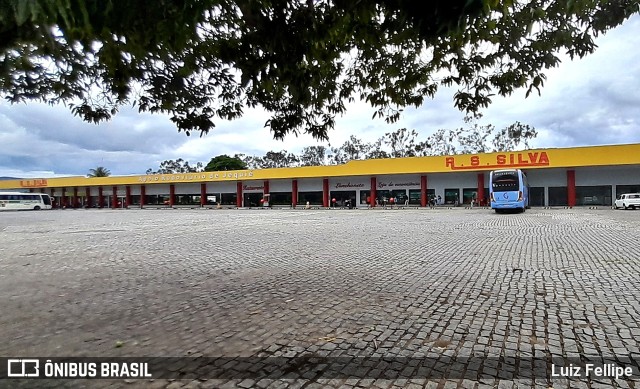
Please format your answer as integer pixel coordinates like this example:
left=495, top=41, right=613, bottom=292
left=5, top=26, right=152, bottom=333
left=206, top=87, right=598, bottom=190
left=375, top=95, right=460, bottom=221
left=1, top=15, right=639, bottom=178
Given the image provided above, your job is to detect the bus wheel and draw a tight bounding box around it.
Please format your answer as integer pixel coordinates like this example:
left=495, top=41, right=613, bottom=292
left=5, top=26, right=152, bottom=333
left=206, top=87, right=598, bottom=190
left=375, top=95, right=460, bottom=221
left=34, top=206, right=41, bottom=210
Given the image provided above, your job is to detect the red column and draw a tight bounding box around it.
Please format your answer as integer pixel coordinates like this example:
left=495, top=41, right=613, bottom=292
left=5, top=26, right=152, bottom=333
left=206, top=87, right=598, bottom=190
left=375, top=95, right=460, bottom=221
left=73, top=187, right=79, bottom=208
left=322, top=178, right=329, bottom=207
left=370, top=177, right=377, bottom=207
left=236, top=182, right=243, bottom=207
left=61, top=188, right=67, bottom=208
left=420, top=175, right=427, bottom=207
left=125, top=186, right=131, bottom=208
left=477, top=173, right=485, bottom=206
left=140, top=185, right=146, bottom=208
left=292, top=180, right=298, bottom=207
left=98, top=187, right=104, bottom=208
left=85, top=186, right=91, bottom=208
left=200, top=182, right=207, bottom=207
left=200, top=183, right=207, bottom=207
left=567, top=170, right=576, bottom=207
left=112, top=186, right=118, bottom=208
left=169, top=184, right=175, bottom=207
left=263, top=180, right=269, bottom=206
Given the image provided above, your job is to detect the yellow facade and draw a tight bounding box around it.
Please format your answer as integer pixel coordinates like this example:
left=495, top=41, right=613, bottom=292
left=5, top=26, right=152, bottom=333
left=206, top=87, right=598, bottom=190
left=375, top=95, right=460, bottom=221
left=2, top=143, right=640, bottom=190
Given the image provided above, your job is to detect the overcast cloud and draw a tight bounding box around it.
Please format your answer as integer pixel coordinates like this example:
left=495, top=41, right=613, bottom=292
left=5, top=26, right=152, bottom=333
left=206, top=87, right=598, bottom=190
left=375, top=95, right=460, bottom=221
left=1, top=15, right=639, bottom=178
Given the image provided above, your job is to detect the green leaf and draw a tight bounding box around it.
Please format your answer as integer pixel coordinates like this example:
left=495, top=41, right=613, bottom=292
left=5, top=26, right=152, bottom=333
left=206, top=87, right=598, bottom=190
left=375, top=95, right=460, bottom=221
left=15, top=0, right=32, bottom=25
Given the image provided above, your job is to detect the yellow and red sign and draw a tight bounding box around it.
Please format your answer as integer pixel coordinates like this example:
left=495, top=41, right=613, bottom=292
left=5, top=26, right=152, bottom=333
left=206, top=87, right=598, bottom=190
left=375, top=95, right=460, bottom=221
left=19, top=179, right=49, bottom=187
left=0, top=143, right=639, bottom=190
left=445, top=152, right=550, bottom=170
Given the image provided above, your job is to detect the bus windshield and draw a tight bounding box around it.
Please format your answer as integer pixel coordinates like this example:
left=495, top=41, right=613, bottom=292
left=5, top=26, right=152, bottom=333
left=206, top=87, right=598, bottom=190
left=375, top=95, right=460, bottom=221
left=491, top=172, right=519, bottom=192
left=42, top=194, right=52, bottom=205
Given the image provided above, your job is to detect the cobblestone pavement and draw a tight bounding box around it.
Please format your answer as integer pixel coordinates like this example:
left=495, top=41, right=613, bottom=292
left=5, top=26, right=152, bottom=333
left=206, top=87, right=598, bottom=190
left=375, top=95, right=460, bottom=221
left=1, top=208, right=639, bottom=389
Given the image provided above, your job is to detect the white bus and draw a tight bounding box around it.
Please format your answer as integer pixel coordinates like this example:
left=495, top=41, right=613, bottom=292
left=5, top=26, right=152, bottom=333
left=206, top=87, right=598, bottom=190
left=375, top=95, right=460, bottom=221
left=0, top=191, right=53, bottom=211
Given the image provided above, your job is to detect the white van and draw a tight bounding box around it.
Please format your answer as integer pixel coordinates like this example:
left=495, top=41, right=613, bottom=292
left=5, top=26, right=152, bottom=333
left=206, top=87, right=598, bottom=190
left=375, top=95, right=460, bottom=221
left=614, top=193, right=640, bottom=209
left=0, top=192, right=52, bottom=210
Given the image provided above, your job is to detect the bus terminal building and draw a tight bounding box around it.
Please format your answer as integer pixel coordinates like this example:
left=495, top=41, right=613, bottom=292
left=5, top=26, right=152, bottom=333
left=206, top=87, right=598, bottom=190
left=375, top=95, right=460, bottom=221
left=1, top=143, right=639, bottom=209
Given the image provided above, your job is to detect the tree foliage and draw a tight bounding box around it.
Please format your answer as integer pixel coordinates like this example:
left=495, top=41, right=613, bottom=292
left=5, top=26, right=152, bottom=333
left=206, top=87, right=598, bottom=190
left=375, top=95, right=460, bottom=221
left=256, top=150, right=300, bottom=169
left=327, top=135, right=372, bottom=165
left=299, top=146, right=328, bottom=166
left=491, top=121, right=538, bottom=151
left=146, top=159, right=203, bottom=174
left=204, top=154, right=247, bottom=171
left=366, top=137, right=391, bottom=160
left=87, top=166, right=111, bottom=177
left=424, top=114, right=539, bottom=155
left=1, top=0, right=637, bottom=139
left=235, top=153, right=262, bottom=170
left=383, top=128, right=425, bottom=158
left=143, top=118, right=538, bottom=173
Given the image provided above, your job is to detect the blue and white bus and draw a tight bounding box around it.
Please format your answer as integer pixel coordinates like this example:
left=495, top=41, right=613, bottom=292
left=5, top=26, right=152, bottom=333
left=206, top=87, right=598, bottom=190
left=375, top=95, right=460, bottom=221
left=489, top=169, right=529, bottom=213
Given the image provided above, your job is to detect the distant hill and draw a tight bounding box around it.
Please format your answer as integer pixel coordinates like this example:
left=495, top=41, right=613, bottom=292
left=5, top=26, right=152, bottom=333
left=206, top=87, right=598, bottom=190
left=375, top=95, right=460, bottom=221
left=0, top=177, right=20, bottom=180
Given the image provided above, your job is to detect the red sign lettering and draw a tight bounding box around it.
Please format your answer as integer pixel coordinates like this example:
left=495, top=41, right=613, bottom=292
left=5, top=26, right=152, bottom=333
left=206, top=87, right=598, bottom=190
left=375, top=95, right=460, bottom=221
left=446, top=152, right=550, bottom=170
left=19, top=179, right=48, bottom=187
left=242, top=185, right=264, bottom=191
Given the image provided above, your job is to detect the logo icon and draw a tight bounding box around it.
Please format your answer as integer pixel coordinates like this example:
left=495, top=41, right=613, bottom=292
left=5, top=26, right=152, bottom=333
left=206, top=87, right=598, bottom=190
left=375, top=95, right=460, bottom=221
left=7, top=359, right=40, bottom=377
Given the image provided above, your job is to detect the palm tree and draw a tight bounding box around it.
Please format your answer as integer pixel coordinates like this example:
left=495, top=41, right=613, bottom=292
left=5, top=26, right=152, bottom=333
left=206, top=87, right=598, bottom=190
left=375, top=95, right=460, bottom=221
left=87, top=166, right=111, bottom=177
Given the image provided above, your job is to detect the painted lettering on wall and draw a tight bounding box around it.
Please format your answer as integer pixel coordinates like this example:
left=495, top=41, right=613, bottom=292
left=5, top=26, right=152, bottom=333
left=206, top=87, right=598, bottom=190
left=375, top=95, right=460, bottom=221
left=137, top=171, right=254, bottom=183
left=445, top=152, right=550, bottom=170
left=20, top=179, right=48, bottom=187
left=242, top=185, right=264, bottom=191
left=378, top=181, right=420, bottom=189
left=335, top=183, right=365, bottom=189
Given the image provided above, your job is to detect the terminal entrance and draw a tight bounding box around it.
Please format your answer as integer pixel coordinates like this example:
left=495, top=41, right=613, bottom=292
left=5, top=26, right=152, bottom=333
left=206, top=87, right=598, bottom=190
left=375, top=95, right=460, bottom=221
left=244, top=192, right=263, bottom=207
left=106, top=195, right=126, bottom=208
left=444, top=189, right=460, bottom=205
left=462, top=188, right=477, bottom=204
left=529, top=187, right=545, bottom=206
left=329, top=190, right=356, bottom=207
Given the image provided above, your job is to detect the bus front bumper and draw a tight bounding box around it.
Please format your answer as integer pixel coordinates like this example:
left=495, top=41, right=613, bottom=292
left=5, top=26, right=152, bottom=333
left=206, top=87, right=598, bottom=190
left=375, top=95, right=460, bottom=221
left=491, top=201, right=525, bottom=209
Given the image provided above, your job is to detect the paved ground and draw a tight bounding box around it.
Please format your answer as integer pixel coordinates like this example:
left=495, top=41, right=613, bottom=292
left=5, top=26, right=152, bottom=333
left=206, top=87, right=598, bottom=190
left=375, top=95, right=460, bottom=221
left=0, top=208, right=639, bottom=388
